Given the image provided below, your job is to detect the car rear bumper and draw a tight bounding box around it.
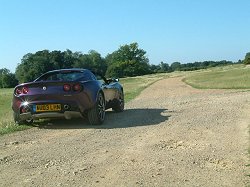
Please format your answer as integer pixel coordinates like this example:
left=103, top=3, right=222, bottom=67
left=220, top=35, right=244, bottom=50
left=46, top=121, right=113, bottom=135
left=20, top=111, right=83, bottom=120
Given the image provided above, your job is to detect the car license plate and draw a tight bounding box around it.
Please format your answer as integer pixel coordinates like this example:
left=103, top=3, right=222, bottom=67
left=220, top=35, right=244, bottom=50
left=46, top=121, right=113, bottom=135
left=35, top=104, right=61, bottom=112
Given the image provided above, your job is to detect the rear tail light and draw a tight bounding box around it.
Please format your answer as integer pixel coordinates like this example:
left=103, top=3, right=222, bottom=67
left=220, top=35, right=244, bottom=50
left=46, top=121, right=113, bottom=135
left=73, top=84, right=82, bottom=91
left=16, top=88, right=22, bottom=95
left=22, top=87, right=29, bottom=94
left=15, top=87, right=29, bottom=95
left=63, top=84, right=71, bottom=91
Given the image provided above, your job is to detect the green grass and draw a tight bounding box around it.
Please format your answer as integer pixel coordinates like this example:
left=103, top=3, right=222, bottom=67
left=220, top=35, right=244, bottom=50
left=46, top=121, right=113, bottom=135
left=183, top=64, right=250, bottom=89
left=120, top=73, right=169, bottom=102
left=0, top=88, right=31, bottom=135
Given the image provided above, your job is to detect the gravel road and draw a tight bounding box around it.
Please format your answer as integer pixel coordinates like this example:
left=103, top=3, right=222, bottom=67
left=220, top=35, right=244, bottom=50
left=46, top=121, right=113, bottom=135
left=0, top=77, right=250, bottom=187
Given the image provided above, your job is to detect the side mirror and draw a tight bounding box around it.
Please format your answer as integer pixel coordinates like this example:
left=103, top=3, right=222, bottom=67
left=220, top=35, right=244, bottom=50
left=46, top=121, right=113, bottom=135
left=106, top=78, right=119, bottom=84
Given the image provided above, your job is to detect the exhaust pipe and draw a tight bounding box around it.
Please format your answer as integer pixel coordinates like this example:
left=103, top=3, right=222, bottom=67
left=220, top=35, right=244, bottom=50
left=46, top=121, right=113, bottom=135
left=64, top=104, right=70, bottom=110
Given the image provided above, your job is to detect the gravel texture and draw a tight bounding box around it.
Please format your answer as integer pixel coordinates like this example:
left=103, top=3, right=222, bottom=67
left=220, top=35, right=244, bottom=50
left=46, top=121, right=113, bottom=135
left=0, top=77, right=250, bottom=187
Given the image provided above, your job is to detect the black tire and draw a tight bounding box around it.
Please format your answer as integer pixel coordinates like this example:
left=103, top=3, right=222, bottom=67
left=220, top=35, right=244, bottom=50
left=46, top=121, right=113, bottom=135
left=13, top=112, right=33, bottom=125
left=112, top=91, right=124, bottom=112
left=88, top=93, right=106, bottom=125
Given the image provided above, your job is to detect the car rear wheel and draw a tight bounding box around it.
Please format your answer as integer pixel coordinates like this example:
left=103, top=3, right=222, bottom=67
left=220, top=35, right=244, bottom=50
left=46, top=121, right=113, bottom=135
left=88, top=93, right=105, bottom=125
left=13, top=112, right=33, bottom=125
left=112, top=91, right=124, bottom=112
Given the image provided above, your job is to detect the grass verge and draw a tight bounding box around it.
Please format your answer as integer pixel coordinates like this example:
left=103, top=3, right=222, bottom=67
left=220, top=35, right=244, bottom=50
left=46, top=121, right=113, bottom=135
left=183, top=64, right=250, bottom=89
left=0, top=124, right=31, bottom=135
left=0, top=88, right=31, bottom=135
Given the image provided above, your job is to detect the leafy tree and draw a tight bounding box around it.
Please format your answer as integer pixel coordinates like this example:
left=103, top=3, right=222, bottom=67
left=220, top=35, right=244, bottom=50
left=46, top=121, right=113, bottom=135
left=50, top=50, right=76, bottom=69
left=73, top=50, right=107, bottom=75
left=105, top=62, right=124, bottom=78
left=0, top=68, right=18, bottom=88
left=105, top=43, right=150, bottom=77
left=237, top=59, right=242, bottom=64
left=16, top=49, right=107, bottom=82
left=171, top=62, right=181, bottom=71
left=74, top=53, right=91, bottom=69
left=160, top=62, right=171, bottom=72
left=244, top=52, right=250, bottom=64
left=16, top=50, right=77, bottom=82
left=149, top=64, right=161, bottom=73
left=87, top=50, right=107, bottom=75
left=16, top=50, right=53, bottom=82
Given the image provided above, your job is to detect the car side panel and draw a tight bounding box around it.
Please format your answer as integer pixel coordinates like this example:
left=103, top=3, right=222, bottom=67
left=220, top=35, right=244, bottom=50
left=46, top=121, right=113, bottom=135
left=102, top=82, right=123, bottom=109
left=83, top=80, right=103, bottom=104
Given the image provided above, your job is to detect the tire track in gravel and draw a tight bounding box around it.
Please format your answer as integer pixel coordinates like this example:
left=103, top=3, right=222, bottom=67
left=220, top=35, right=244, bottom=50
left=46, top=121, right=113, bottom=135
left=0, top=77, right=250, bottom=187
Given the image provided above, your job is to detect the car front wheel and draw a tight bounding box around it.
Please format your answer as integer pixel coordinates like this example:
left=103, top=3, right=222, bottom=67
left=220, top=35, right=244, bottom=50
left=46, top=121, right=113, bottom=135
left=112, top=91, right=124, bottom=112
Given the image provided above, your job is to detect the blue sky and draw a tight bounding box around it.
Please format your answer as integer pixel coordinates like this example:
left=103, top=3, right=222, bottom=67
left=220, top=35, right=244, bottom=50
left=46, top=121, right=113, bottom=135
left=1, top=0, right=250, bottom=72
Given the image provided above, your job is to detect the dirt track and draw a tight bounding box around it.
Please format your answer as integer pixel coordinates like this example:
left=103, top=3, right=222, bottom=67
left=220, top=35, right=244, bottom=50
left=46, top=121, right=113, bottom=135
left=0, top=77, right=250, bottom=187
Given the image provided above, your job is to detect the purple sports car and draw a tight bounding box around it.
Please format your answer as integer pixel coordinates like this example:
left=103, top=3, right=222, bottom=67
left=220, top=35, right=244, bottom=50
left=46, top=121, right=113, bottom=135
left=12, top=69, right=124, bottom=125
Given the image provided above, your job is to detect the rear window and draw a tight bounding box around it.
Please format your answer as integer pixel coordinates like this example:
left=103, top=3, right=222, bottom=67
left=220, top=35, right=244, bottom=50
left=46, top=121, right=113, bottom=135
left=36, top=71, right=92, bottom=82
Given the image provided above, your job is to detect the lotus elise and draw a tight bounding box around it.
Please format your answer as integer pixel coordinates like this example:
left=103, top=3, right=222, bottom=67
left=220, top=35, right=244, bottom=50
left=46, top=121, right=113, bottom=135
left=12, top=69, right=124, bottom=125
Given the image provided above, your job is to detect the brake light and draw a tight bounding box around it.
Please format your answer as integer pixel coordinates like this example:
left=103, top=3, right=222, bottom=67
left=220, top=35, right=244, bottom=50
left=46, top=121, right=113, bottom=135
left=73, top=84, right=82, bottom=91
left=16, top=88, right=22, bottom=95
left=63, top=84, right=71, bottom=91
left=15, top=87, right=29, bottom=95
left=22, top=87, right=29, bottom=94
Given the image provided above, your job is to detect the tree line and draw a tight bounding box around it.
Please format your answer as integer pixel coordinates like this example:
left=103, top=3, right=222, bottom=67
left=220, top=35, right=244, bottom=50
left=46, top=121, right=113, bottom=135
left=0, top=42, right=248, bottom=88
